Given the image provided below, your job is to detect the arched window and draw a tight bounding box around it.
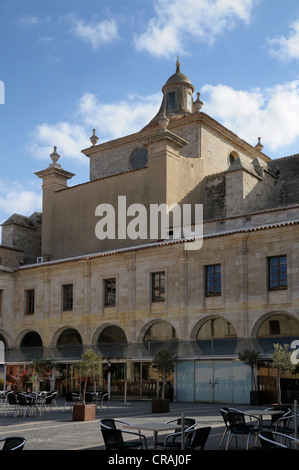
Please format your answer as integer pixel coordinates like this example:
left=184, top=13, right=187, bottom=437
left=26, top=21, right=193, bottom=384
left=228, top=151, right=239, bottom=166
left=57, top=328, right=83, bottom=358
left=20, top=331, right=43, bottom=359
left=256, top=313, right=299, bottom=354
left=144, top=321, right=177, bottom=342
left=130, top=147, right=148, bottom=170
left=196, top=317, right=237, bottom=355
left=97, top=325, right=127, bottom=344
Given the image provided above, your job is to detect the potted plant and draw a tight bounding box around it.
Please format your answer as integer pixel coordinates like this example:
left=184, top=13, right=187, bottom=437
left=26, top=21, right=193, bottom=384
left=238, top=349, right=260, bottom=405
left=151, top=348, right=176, bottom=413
left=271, top=343, right=296, bottom=404
left=73, top=349, right=102, bottom=421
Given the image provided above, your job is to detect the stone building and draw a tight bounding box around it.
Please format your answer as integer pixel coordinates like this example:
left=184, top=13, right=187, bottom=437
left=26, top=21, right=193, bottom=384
left=0, top=60, right=299, bottom=404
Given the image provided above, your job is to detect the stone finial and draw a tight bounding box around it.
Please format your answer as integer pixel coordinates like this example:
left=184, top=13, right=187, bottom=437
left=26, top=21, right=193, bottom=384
left=176, top=56, right=181, bottom=73
left=50, top=146, right=60, bottom=164
left=90, top=129, right=99, bottom=146
left=255, top=137, right=264, bottom=152
left=157, top=110, right=169, bottom=133
left=194, top=92, right=203, bottom=112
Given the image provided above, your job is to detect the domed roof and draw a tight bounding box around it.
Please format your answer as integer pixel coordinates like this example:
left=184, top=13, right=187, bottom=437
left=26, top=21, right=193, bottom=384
left=162, top=58, right=194, bottom=91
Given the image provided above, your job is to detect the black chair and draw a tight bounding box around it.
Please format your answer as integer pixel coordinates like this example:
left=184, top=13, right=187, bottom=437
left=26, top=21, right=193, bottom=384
left=219, top=407, right=245, bottom=448
left=262, top=406, right=291, bottom=430
left=275, top=413, right=299, bottom=435
left=63, top=392, right=78, bottom=412
left=17, top=393, right=38, bottom=417
left=225, top=411, right=260, bottom=450
left=5, top=393, right=18, bottom=416
left=100, top=418, right=147, bottom=450
left=84, top=392, right=95, bottom=403
left=0, top=437, right=26, bottom=450
left=185, top=427, right=211, bottom=450
left=156, top=417, right=197, bottom=449
left=258, top=431, right=297, bottom=450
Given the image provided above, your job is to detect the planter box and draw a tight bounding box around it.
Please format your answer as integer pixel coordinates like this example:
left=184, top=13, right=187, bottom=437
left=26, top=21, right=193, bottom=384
left=72, top=403, right=96, bottom=421
left=151, top=399, right=170, bottom=413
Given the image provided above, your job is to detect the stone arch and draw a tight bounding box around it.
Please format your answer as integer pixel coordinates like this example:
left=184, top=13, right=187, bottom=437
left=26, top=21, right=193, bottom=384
left=139, top=319, right=178, bottom=343
left=0, top=331, right=12, bottom=349
left=190, top=315, right=238, bottom=341
left=252, top=311, right=299, bottom=354
left=93, top=324, right=128, bottom=359
left=55, top=327, right=83, bottom=359
left=20, top=331, right=43, bottom=348
left=191, top=315, right=238, bottom=355
left=228, top=150, right=239, bottom=166
left=96, top=324, right=127, bottom=344
left=138, top=320, right=178, bottom=356
left=15, top=330, right=44, bottom=360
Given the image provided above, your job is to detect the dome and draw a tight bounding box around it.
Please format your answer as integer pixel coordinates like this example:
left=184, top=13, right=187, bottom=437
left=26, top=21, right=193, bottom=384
left=162, top=59, right=194, bottom=93
left=165, top=72, right=192, bottom=86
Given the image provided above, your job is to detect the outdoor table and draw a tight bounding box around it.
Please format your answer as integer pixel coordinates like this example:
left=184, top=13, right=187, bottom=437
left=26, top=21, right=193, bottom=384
left=123, top=422, right=182, bottom=449
left=243, top=409, right=283, bottom=429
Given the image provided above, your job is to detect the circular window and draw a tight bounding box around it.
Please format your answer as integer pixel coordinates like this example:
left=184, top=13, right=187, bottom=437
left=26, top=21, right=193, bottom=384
left=130, top=147, right=148, bottom=170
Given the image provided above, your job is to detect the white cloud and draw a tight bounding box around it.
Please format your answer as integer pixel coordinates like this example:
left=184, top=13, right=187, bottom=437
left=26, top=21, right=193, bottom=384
left=31, top=122, right=90, bottom=162
left=68, top=15, right=119, bottom=49
left=77, top=92, right=161, bottom=140
left=20, top=14, right=52, bottom=26
left=202, top=80, right=299, bottom=151
left=0, top=179, right=42, bottom=217
left=268, top=20, right=299, bottom=60
left=30, top=92, right=161, bottom=163
left=134, top=0, right=255, bottom=57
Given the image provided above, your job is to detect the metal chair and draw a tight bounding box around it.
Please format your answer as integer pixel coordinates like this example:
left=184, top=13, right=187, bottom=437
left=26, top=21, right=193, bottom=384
left=0, top=437, right=26, bottom=450
left=156, top=417, right=197, bottom=449
left=219, top=407, right=252, bottom=448
left=258, top=431, right=297, bottom=450
left=275, top=413, right=299, bottom=435
left=262, top=406, right=291, bottom=430
left=99, top=392, right=110, bottom=411
left=225, top=411, right=260, bottom=450
left=63, top=392, right=78, bottom=412
left=100, top=418, right=147, bottom=449
left=5, top=392, right=19, bottom=416
left=17, top=393, right=38, bottom=417
left=40, top=393, right=55, bottom=414
left=184, top=427, right=211, bottom=450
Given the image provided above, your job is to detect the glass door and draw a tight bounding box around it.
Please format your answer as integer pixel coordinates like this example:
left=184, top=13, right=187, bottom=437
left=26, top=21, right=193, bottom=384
left=195, top=361, right=213, bottom=401
left=214, top=361, right=233, bottom=402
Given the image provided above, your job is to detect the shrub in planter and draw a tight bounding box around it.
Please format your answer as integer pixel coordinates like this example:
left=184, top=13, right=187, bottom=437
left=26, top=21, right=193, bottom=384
left=73, top=349, right=102, bottom=421
left=151, top=348, right=176, bottom=413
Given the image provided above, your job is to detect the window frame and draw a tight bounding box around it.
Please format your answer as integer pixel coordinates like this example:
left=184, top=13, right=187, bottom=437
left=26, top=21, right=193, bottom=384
left=205, top=264, right=221, bottom=297
left=25, top=289, right=35, bottom=315
left=104, top=278, right=116, bottom=307
left=151, top=271, right=166, bottom=303
left=166, top=91, right=175, bottom=110
left=62, top=284, right=73, bottom=311
left=268, top=255, right=287, bottom=291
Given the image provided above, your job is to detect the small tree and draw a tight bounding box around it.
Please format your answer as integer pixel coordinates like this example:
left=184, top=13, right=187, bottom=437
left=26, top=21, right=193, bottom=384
left=272, top=343, right=296, bottom=404
left=76, top=349, right=102, bottom=404
left=238, top=349, right=259, bottom=391
left=153, top=348, right=176, bottom=399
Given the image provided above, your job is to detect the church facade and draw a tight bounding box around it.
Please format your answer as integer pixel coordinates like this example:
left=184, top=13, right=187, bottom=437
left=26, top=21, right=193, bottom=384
left=1, top=61, right=299, bottom=404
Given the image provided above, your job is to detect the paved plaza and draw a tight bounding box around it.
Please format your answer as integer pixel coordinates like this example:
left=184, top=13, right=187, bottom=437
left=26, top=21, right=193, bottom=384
left=0, top=396, right=296, bottom=463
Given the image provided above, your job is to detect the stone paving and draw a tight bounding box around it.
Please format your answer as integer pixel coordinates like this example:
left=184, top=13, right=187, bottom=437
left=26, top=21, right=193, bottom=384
left=0, top=396, right=293, bottom=457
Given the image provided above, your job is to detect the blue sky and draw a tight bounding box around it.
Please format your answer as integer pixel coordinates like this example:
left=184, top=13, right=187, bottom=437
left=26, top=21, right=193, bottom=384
left=1, top=0, right=299, bottom=231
